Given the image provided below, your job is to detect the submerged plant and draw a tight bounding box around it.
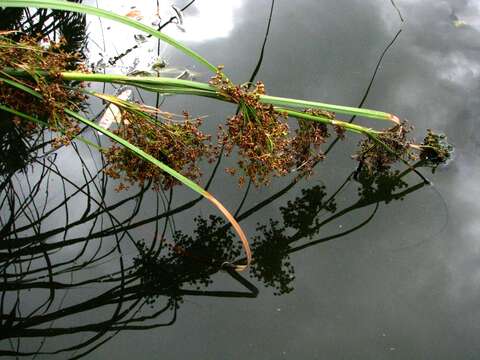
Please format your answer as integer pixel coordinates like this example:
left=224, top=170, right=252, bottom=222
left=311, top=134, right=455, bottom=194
left=418, top=129, right=453, bottom=169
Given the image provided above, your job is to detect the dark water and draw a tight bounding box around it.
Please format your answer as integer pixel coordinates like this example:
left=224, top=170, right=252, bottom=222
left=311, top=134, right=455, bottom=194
left=1, top=0, right=480, bottom=358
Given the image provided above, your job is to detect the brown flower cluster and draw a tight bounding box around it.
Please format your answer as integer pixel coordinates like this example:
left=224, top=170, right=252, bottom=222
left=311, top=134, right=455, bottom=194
left=104, top=111, right=217, bottom=191
left=211, top=69, right=333, bottom=186
left=291, top=109, right=332, bottom=176
left=0, top=36, right=86, bottom=144
left=354, top=121, right=413, bottom=172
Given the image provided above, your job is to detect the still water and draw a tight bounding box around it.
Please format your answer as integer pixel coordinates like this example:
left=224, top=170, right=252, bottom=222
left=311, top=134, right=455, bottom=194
left=1, top=0, right=480, bottom=358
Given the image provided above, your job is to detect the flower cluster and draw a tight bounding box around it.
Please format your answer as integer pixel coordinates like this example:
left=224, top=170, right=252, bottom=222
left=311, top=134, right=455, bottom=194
left=290, top=110, right=332, bottom=176
left=354, top=121, right=413, bottom=172
left=104, top=111, right=217, bottom=191
left=211, top=69, right=332, bottom=186
left=0, top=36, right=86, bottom=144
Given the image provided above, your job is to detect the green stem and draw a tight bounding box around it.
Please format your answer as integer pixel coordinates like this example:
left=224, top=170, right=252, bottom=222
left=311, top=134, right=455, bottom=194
left=64, top=72, right=399, bottom=123
left=61, top=72, right=216, bottom=92
left=280, top=108, right=382, bottom=136
left=4, top=68, right=400, bottom=125
left=260, top=94, right=399, bottom=123
left=65, top=110, right=205, bottom=194
left=66, top=109, right=251, bottom=270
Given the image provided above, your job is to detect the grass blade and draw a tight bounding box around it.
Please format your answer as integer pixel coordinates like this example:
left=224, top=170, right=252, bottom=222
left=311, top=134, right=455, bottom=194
left=259, top=94, right=400, bottom=123
left=4, top=68, right=402, bottom=123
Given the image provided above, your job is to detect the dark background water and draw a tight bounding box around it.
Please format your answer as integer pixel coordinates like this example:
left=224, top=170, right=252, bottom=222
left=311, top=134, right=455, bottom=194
left=1, top=0, right=480, bottom=358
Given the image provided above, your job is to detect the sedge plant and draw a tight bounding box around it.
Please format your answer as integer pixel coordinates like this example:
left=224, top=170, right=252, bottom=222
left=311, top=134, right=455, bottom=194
left=0, top=0, right=453, bottom=270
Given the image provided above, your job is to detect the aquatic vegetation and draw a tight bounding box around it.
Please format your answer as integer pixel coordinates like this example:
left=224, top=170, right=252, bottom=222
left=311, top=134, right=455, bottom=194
left=418, top=129, right=453, bottom=169
left=0, top=36, right=251, bottom=271
left=0, top=148, right=427, bottom=356
left=249, top=167, right=426, bottom=296
left=212, top=71, right=338, bottom=185
left=0, top=0, right=453, bottom=273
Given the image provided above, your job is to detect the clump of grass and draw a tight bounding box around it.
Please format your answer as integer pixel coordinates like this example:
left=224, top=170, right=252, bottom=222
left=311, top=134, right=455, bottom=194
left=212, top=71, right=293, bottom=186
left=291, top=109, right=333, bottom=175
left=354, top=124, right=453, bottom=174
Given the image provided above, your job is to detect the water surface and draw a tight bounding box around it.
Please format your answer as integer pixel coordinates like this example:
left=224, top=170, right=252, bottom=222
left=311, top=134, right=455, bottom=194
left=1, top=0, right=480, bottom=359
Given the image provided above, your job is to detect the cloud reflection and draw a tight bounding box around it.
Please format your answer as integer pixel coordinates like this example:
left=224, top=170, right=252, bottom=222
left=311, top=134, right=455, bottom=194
left=89, top=0, right=243, bottom=43
left=163, top=0, right=244, bottom=42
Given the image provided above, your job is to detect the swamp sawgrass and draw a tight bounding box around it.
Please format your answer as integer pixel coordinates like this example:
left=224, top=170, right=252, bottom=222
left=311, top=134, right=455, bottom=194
left=0, top=0, right=453, bottom=271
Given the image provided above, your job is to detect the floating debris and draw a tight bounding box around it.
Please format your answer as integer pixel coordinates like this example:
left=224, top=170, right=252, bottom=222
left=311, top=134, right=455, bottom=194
left=171, top=5, right=184, bottom=25
left=151, top=58, right=168, bottom=71
left=172, top=5, right=186, bottom=32
left=128, top=63, right=200, bottom=80
left=453, top=20, right=467, bottom=28
left=125, top=9, right=143, bottom=20
left=97, top=88, right=133, bottom=134
left=176, top=69, right=190, bottom=80
left=161, top=67, right=201, bottom=80
left=125, top=57, right=140, bottom=74
left=134, top=34, right=147, bottom=43
left=449, top=10, right=467, bottom=28
left=127, top=69, right=156, bottom=77
left=419, top=130, right=454, bottom=169
left=91, top=58, right=107, bottom=71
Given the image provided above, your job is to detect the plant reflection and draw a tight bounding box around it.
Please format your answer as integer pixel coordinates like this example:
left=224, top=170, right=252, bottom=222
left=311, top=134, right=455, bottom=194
left=0, top=157, right=427, bottom=357
left=249, top=167, right=426, bottom=296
